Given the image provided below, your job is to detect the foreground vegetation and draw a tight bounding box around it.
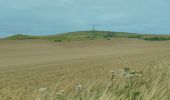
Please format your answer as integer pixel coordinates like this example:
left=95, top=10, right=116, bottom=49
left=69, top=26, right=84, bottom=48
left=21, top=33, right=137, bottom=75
left=35, top=63, right=170, bottom=100
left=1, top=62, right=170, bottom=100
left=1, top=38, right=170, bottom=100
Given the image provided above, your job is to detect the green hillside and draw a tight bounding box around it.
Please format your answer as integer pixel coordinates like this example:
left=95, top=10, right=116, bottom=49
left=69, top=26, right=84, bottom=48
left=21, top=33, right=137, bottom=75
left=6, top=31, right=170, bottom=42
left=6, top=34, right=40, bottom=40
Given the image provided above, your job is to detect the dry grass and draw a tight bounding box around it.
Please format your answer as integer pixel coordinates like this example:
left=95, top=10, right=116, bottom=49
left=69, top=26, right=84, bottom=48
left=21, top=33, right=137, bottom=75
left=0, top=39, right=170, bottom=100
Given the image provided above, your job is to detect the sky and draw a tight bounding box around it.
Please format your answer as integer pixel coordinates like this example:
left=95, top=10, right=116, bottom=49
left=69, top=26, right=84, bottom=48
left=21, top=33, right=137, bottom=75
left=0, top=0, right=170, bottom=37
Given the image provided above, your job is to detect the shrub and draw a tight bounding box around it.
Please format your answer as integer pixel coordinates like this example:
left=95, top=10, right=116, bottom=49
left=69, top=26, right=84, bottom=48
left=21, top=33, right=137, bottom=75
left=143, top=37, right=170, bottom=41
left=54, top=40, right=63, bottom=42
left=128, top=35, right=142, bottom=39
left=107, top=38, right=111, bottom=40
left=104, top=33, right=116, bottom=38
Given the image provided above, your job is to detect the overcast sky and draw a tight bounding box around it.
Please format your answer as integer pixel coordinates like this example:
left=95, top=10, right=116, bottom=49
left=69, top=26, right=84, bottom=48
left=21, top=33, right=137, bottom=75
left=0, top=0, right=170, bottom=37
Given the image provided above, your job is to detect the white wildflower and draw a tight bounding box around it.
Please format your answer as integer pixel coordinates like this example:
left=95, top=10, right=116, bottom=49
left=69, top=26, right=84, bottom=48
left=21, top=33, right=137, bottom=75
left=75, top=84, right=82, bottom=93
left=39, top=87, right=48, bottom=93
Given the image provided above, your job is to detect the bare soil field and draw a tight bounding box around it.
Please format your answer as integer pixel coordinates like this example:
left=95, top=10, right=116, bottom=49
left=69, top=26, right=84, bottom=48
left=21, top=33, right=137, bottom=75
left=1, top=39, right=170, bottom=100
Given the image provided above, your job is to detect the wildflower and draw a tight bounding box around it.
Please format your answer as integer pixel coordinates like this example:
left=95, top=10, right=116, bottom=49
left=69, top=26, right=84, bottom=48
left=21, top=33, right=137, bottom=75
left=110, top=70, right=115, bottom=76
left=135, top=73, right=142, bottom=77
left=75, top=84, right=82, bottom=100
left=39, top=87, right=48, bottom=93
left=130, top=70, right=136, bottom=74
left=110, top=70, right=115, bottom=80
left=119, top=69, right=126, bottom=76
left=38, top=87, right=48, bottom=100
left=75, top=84, right=82, bottom=93
left=56, top=90, right=65, bottom=96
left=124, top=73, right=134, bottom=78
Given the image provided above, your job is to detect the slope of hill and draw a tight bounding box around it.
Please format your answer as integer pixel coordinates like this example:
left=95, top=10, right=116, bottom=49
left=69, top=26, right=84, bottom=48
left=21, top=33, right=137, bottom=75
left=5, top=30, right=170, bottom=42
left=44, top=31, right=143, bottom=42
left=6, top=34, right=40, bottom=40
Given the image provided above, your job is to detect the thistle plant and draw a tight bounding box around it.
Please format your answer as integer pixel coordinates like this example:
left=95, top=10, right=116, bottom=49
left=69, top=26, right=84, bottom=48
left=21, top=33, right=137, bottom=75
left=131, top=91, right=141, bottom=100
left=110, top=70, right=115, bottom=81
left=121, top=68, right=142, bottom=88
left=36, top=87, right=48, bottom=100
left=108, top=70, right=115, bottom=89
left=52, top=90, right=65, bottom=100
left=75, top=84, right=82, bottom=100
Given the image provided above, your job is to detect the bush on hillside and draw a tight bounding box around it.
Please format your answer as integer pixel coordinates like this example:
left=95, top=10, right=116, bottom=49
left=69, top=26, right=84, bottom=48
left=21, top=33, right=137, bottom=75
left=104, top=33, right=116, bottom=38
left=54, top=39, right=63, bottom=42
left=143, top=37, right=170, bottom=41
left=128, top=35, right=142, bottom=39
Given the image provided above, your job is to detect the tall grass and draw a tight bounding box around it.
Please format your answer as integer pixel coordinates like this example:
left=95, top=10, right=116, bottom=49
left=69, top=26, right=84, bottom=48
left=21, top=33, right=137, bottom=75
left=36, top=62, right=170, bottom=100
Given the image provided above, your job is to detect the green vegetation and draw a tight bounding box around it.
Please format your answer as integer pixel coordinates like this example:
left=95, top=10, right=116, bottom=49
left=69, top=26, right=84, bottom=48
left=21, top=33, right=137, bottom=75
left=6, top=31, right=170, bottom=42
left=143, top=37, right=170, bottom=41
left=54, top=39, right=63, bottom=42
left=6, top=34, right=39, bottom=40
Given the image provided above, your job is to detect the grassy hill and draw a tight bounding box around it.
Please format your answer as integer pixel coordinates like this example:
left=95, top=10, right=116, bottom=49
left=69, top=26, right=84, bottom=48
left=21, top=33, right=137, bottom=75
left=6, top=34, right=40, bottom=40
left=6, top=30, right=170, bottom=42
left=44, top=31, right=143, bottom=42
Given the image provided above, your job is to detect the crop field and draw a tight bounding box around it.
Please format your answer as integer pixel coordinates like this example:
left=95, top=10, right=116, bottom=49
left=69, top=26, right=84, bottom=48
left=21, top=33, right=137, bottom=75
left=1, top=39, right=170, bottom=100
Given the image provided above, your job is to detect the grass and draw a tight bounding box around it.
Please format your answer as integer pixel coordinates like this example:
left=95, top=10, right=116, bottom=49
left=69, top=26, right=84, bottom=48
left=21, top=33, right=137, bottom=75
left=35, top=63, right=170, bottom=100
left=1, top=38, right=170, bottom=100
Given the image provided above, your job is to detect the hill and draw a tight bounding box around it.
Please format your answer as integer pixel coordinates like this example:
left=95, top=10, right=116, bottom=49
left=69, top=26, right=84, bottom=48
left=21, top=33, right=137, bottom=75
left=6, top=30, right=170, bottom=42
left=6, top=34, right=40, bottom=40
